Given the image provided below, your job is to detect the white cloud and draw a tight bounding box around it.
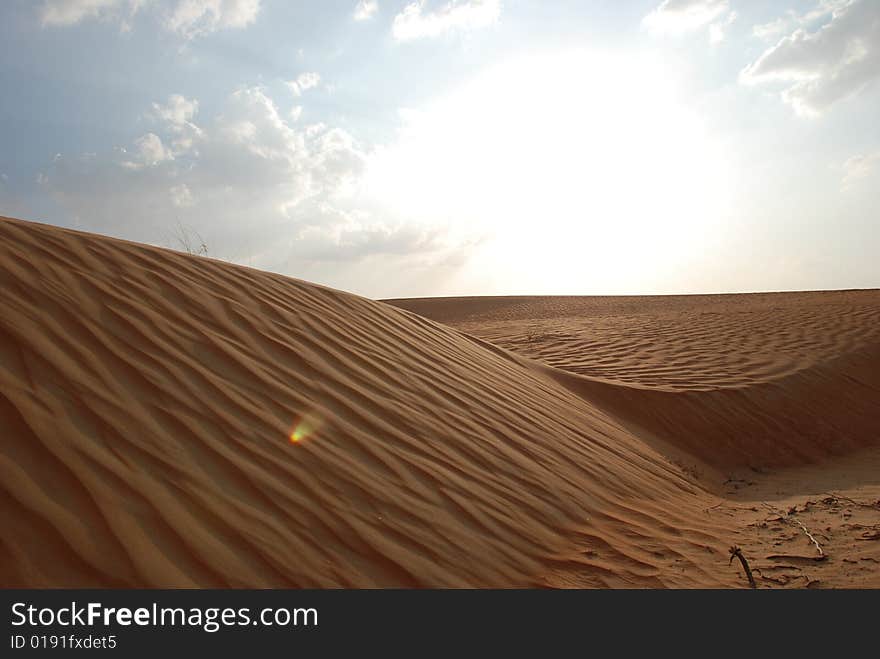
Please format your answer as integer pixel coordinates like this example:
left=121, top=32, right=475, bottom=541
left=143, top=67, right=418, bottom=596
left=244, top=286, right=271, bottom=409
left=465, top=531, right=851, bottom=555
left=286, top=72, right=321, bottom=97
left=130, top=132, right=173, bottom=167
left=642, top=0, right=730, bottom=35
left=148, top=94, right=203, bottom=154
left=740, top=0, right=880, bottom=116
left=165, top=0, right=261, bottom=39
left=169, top=182, right=194, bottom=206
left=708, top=10, right=736, bottom=44
left=41, top=85, right=458, bottom=276
left=752, top=16, right=791, bottom=41
left=286, top=204, right=442, bottom=262
left=353, top=0, right=378, bottom=21
left=841, top=150, right=880, bottom=189
left=392, top=0, right=499, bottom=41
left=150, top=94, right=198, bottom=127
left=40, top=0, right=261, bottom=38
left=289, top=105, right=303, bottom=122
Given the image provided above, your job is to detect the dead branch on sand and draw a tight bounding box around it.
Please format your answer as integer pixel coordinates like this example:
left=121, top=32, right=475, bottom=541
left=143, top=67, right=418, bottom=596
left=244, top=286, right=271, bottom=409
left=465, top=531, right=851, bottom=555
left=729, top=546, right=757, bottom=589
left=762, top=503, right=825, bottom=558
left=822, top=492, right=880, bottom=510
left=790, top=517, right=824, bottom=557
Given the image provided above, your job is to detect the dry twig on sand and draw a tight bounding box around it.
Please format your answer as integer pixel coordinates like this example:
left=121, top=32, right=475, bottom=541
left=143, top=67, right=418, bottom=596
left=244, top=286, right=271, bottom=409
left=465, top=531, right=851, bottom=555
left=729, top=546, right=757, bottom=589
left=823, top=492, right=880, bottom=510
left=790, top=517, right=824, bottom=557
left=762, top=503, right=825, bottom=559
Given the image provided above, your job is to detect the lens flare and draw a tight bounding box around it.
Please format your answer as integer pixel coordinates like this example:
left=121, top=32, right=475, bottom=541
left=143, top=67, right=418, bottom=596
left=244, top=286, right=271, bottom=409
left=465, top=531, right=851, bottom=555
left=289, top=411, right=322, bottom=445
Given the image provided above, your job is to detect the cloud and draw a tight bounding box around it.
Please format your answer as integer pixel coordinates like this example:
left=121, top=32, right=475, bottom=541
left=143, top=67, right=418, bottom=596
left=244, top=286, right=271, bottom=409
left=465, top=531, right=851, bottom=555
left=147, top=94, right=203, bottom=154
left=740, top=0, right=880, bottom=116
left=121, top=132, right=173, bottom=168
left=708, top=10, right=736, bottom=44
left=752, top=16, right=792, bottom=41
left=165, top=0, right=261, bottom=39
left=286, top=72, right=321, bottom=97
left=169, top=182, right=194, bottom=206
left=642, top=0, right=730, bottom=35
left=41, top=86, right=457, bottom=274
left=39, top=0, right=261, bottom=38
left=392, top=0, right=499, bottom=41
left=841, top=150, right=880, bottom=189
left=149, top=93, right=198, bottom=128
left=285, top=203, right=444, bottom=262
left=353, top=0, right=378, bottom=21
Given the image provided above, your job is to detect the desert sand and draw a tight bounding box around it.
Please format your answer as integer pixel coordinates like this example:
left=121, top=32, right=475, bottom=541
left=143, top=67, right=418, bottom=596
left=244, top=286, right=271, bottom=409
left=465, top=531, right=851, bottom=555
left=2, top=216, right=878, bottom=588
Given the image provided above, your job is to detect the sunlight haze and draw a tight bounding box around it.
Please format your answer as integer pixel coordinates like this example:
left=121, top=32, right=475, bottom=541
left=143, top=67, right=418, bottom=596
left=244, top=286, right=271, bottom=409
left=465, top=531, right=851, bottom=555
left=1, top=0, right=877, bottom=297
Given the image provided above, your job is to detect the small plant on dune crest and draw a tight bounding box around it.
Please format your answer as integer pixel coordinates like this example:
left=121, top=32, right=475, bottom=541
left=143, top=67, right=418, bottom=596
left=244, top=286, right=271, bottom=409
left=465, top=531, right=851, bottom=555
left=167, top=219, right=208, bottom=256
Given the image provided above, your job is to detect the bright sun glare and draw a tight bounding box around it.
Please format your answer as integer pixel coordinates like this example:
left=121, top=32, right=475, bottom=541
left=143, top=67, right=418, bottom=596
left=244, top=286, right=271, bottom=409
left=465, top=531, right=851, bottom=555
left=364, top=48, right=731, bottom=293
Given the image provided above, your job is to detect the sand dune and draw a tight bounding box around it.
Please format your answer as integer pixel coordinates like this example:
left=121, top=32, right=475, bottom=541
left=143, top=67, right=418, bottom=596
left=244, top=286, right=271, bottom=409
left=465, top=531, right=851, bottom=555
left=389, top=293, right=880, bottom=587
left=389, top=293, right=880, bottom=466
left=2, top=217, right=878, bottom=588
left=389, top=293, right=880, bottom=390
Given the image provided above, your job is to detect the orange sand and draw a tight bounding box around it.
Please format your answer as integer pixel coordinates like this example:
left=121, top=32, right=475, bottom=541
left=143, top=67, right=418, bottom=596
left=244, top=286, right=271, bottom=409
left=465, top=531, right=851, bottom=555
left=2, top=216, right=878, bottom=588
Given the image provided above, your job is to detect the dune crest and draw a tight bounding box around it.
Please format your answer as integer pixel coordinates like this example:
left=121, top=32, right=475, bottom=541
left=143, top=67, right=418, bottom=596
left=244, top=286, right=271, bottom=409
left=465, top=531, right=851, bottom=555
left=0, top=217, right=734, bottom=588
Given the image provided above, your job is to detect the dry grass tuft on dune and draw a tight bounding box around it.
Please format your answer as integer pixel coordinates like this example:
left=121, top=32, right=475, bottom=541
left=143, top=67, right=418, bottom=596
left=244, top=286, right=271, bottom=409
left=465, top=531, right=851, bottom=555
left=2, top=216, right=879, bottom=588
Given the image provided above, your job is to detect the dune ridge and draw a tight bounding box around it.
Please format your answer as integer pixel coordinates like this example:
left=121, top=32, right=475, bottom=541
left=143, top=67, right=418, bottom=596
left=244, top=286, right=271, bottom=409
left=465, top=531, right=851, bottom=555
left=0, top=217, right=738, bottom=588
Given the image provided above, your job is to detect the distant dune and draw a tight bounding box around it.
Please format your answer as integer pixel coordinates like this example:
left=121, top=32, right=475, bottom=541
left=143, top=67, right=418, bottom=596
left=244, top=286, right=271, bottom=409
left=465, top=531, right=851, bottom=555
left=2, top=216, right=878, bottom=588
left=389, top=293, right=880, bottom=468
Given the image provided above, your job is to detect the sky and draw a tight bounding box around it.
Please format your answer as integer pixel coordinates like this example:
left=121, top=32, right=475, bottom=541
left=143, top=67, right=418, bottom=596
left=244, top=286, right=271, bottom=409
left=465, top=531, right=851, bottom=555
left=0, top=0, right=878, bottom=298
